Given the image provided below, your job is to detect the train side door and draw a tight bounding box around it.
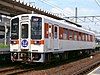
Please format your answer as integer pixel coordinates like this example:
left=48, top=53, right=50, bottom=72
left=20, top=22, right=30, bottom=50
left=48, top=25, right=53, bottom=50
left=54, top=26, right=59, bottom=50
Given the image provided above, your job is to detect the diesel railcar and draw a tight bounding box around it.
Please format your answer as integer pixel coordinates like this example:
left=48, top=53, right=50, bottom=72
left=10, top=14, right=95, bottom=63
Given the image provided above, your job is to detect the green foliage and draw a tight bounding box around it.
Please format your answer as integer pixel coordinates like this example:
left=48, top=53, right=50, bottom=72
left=0, top=43, right=9, bottom=48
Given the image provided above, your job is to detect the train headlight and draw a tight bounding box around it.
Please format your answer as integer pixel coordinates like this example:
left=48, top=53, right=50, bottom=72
left=14, top=53, right=17, bottom=55
left=31, top=40, right=44, bottom=45
left=11, top=40, right=19, bottom=44
left=13, top=41, right=16, bottom=44
left=34, top=41, right=40, bottom=44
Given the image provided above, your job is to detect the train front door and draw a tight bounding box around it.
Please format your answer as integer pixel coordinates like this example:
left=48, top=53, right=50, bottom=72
left=20, top=23, right=30, bottom=50
left=54, top=26, right=59, bottom=50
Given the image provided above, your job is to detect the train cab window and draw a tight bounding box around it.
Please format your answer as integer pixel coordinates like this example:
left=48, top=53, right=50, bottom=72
left=11, top=18, right=19, bottom=39
left=54, top=26, right=57, bottom=38
left=31, top=16, right=42, bottom=39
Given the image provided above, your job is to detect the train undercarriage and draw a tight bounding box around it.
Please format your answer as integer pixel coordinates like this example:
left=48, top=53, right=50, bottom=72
left=0, top=51, right=10, bottom=61
left=11, top=49, right=96, bottom=63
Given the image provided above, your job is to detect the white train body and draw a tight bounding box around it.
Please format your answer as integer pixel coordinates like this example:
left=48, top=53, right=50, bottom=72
left=10, top=14, right=95, bottom=62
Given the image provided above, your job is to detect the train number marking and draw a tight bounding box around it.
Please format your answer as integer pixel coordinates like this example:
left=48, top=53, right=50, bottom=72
left=21, top=40, right=28, bottom=47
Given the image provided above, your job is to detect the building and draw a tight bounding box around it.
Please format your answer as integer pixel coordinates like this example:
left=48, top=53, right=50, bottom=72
left=0, top=15, right=10, bottom=44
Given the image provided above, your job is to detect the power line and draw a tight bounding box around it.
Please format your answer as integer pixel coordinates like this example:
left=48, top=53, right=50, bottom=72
left=94, top=0, right=100, bottom=7
left=40, top=0, right=73, bottom=16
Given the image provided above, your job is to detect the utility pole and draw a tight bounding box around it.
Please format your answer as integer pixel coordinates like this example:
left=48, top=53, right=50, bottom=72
left=75, top=7, right=77, bottom=23
left=4, top=23, right=7, bottom=45
left=4, top=22, right=8, bottom=45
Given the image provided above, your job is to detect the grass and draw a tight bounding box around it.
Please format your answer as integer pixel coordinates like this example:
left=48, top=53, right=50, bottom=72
left=0, top=43, right=9, bottom=48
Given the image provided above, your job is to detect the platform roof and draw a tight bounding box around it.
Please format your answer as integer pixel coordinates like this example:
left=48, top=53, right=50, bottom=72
left=0, top=0, right=81, bottom=27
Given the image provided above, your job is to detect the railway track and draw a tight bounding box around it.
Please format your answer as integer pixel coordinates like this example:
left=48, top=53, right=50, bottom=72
left=0, top=64, right=35, bottom=75
left=7, top=68, right=35, bottom=75
left=1, top=68, right=34, bottom=75
left=18, top=51, right=100, bottom=75
left=0, top=62, right=43, bottom=75
left=72, top=61, right=100, bottom=75
left=0, top=51, right=100, bottom=75
left=0, top=67, right=23, bottom=75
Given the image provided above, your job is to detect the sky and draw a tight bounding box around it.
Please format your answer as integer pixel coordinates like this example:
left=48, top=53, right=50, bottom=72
left=17, top=0, right=100, bottom=33
left=23, top=0, right=100, bottom=16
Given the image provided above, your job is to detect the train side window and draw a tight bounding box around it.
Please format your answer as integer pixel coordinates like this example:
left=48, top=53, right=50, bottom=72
left=84, top=34, right=86, bottom=41
left=77, top=32, right=79, bottom=41
left=82, top=33, right=84, bottom=41
left=54, top=26, right=57, bottom=38
left=72, top=30, right=74, bottom=40
left=69, top=30, right=73, bottom=40
left=88, top=35, right=90, bottom=41
left=52, top=25, right=54, bottom=38
left=93, top=35, right=95, bottom=42
left=63, top=28, right=68, bottom=40
left=87, top=34, right=89, bottom=41
left=66, top=29, right=68, bottom=40
left=79, top=32, right=82, bottom=41
left=88, top=35, right=90, bottom=42
left=44, top=23, right=49, bottom=38
left=48, top=25, right=52, bottom=38
left=74, top=31, right=77, bottom=41
left=59, top=27, right=63, bottom=39
left=85, top=34, right=87, bottom=41
left=90, top=35, right=92, bottom=42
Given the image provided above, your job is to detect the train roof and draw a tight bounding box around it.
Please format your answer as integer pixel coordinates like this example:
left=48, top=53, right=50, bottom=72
left=40, top=14, right=95, bottom=35
left=11, top=14, right=95, bottom=35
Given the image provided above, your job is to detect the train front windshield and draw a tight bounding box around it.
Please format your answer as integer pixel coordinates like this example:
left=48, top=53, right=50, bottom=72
left=31, top=16, right=42, bottom=39
left=11, top=18, right=19, bottom=39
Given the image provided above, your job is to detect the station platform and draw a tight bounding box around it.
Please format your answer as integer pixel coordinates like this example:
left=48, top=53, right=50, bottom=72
left=88, top=66, right=100, bottom=75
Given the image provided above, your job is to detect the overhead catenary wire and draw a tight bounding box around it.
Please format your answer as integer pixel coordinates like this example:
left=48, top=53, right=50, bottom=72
left=94, top=0, right=100, bottom=7
left=40, top=0, right=73, bottom=17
